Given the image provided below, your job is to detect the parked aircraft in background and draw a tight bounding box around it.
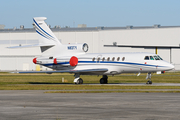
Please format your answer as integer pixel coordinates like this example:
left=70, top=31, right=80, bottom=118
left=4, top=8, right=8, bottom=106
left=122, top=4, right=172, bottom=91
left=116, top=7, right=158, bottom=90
left=9, top=17, right=174, bottom=84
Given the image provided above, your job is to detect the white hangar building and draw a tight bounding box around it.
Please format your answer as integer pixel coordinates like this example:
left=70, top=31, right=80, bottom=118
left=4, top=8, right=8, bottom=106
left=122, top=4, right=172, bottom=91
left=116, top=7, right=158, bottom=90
left=0, top=25, right=180, bottom=71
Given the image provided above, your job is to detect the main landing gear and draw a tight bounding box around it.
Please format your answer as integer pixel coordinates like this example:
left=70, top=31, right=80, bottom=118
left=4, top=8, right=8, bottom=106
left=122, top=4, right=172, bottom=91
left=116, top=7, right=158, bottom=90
left=74, top=74, right=108, bottom=84
left=76, top=78, right=83, bottom=84
left=74, top=74, right=83, bottom=84
left=146, top=72, right=152, bottom=84
left=100, top=75, right=108, bottom=84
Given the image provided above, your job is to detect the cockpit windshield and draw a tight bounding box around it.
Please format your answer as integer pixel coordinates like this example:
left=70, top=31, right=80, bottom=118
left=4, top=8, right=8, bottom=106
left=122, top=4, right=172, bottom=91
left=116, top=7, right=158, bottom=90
left=144, top=55, right=163, bottom=60
left=157, top=55, right=163, bottom=60
left=150, top=56, right=154, bottom=60
left=153, top=56, right=160, bottom=60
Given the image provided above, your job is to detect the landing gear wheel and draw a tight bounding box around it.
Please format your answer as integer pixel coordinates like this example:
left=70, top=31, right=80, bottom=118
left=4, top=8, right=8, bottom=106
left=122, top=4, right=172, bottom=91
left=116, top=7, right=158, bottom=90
left=146, top=80, right=152, bottom=84
left=149, top=81, right=152, bottom=84
left=100, top=78, right=105, bottom=84
left=100, top=76, right=108, bottom=84
left=77, top=78, right=83, bottom=84
left=104, top=79, right=108, bottom=84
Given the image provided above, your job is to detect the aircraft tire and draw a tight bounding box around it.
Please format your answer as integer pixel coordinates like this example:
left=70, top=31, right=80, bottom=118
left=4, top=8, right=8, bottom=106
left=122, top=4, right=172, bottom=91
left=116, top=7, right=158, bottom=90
left=100, top=78, right=105, bottom=84
left=149, top=81, right=152, bottom=84
left=104, top=79, right=108, bottom=84
left=146, top=80, right=152, bottom=84
left=77, top=78, right=83, bottom=84
left=100, top=78, right=108, bottom=84
left=79, top=78, right=83, bottom=84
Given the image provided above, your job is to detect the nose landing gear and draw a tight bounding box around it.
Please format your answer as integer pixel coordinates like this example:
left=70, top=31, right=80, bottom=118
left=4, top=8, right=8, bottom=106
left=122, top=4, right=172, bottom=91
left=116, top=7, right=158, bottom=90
left=146, top=72, right=152, bottom=84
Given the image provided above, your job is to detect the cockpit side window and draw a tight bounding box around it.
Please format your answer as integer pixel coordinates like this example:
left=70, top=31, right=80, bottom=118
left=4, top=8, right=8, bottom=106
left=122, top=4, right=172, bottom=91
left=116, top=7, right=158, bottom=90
left=150, top=56, right=154, bottom=60
left=144, top=56, right=149, bottom=60
left=153, top=56, right=160, bottom=60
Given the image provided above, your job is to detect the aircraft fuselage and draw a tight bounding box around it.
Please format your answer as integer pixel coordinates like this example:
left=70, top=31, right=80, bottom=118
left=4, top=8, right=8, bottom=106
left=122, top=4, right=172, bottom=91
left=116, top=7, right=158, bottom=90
left=36, top=52, right=174, bottom=75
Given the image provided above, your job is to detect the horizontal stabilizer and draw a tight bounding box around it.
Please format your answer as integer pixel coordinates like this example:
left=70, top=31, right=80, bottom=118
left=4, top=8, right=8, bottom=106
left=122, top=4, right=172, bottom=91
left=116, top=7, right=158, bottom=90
left=7, top=43, right=55, bottom=49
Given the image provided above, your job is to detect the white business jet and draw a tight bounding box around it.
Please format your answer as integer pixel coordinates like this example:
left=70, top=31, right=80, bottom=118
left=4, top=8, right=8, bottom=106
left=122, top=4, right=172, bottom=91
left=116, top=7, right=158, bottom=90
left=10, top=17, right=174, bottom=84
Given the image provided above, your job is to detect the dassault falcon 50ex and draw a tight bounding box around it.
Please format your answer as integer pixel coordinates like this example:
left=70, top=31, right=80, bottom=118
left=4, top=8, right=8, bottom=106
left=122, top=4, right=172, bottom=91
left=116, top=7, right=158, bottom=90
left=10, top=17, right=174, bottom=84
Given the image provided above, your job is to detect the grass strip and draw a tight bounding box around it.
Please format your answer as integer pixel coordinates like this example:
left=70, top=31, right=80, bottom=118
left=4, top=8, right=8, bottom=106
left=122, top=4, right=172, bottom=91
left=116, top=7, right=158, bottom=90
left=1, top=72, right=180, bottom=85
left=0, top=72, right=180, bottom=90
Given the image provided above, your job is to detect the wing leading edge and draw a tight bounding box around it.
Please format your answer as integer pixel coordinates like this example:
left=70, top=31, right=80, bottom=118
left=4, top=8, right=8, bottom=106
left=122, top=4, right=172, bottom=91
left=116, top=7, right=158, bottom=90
left=16, top=68, right=108, bottom=74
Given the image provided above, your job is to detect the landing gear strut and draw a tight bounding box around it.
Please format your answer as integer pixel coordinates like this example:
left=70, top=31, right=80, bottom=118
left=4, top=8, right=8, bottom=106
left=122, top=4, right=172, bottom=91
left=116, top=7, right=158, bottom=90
left=100, top=75, right=108, bottom=84
left=74, top=73, right=83, bottom=84
left=146, top=72, right=152, bottom=84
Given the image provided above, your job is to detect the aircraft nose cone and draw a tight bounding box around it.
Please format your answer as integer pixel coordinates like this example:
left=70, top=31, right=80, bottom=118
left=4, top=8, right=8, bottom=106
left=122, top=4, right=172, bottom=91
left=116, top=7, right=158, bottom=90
left=168, top=63, right=174, bottom=70
left=170, top=64, right=174, bottom=69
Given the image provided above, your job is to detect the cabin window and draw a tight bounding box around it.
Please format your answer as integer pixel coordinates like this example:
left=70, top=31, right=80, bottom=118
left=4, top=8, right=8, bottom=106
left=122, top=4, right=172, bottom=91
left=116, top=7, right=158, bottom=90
left=122, top=57, right=125, bottom=61
left=150, top=56, right=154, bottom=60
left=102, top=57, right=105, bottom=61
left=107, top=57, right=110, bottom=61
left=112, top=57, right=115, bottom=61
left=117, top=57, right=120, bottom=61
left=92, top=57, right=95, bottom=61
left=144, top=56, right=149, bottom=60
left=97, top=57, right=100, bottom=61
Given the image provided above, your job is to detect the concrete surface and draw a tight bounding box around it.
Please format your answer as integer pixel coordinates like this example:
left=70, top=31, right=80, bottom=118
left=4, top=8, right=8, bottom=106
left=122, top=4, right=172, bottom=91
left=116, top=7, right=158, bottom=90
left=86, top=83, right=180, bottom=86
left=0, top=90, right=180, bottom=120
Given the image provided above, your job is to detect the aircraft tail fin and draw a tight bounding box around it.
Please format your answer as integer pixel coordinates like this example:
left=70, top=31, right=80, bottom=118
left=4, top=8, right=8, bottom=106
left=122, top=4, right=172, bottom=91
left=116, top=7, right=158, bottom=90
left=8, top=17, right=62, bottom=54
left=33, top=17, right=61, bottom=46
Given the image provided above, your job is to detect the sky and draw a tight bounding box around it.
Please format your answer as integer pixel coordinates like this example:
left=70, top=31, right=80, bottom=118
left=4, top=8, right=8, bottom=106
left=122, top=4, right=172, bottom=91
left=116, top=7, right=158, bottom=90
left=1, top=0, right=180, bottom=29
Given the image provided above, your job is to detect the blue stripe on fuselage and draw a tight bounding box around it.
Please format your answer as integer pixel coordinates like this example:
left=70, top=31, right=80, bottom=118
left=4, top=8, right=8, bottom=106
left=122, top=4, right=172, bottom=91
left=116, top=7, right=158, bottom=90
left=41, top=61, right=164, bottom=68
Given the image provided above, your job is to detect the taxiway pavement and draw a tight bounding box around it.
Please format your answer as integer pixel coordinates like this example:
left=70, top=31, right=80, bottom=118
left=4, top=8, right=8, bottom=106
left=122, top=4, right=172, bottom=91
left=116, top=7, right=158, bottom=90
left=0, top=90, right=180, bottom=120
left=85, top=83, right=180, bottom=86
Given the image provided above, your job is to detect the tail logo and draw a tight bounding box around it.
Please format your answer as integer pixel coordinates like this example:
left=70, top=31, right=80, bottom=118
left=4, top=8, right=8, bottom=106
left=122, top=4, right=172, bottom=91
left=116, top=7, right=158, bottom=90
left=67, top=46, right=77, bottom=50
left=33, top=19, right=55, bottom=41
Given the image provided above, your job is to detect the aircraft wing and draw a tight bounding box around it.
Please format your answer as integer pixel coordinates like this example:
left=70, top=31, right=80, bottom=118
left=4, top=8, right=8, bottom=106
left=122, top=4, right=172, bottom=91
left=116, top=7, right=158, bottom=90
left=15, top=68, right=108, bottom=74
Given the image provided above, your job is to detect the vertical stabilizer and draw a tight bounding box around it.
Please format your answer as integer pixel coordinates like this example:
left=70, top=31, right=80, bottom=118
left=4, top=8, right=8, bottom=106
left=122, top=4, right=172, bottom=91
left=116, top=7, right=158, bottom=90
left=33, top=17, right=61, bottom=46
